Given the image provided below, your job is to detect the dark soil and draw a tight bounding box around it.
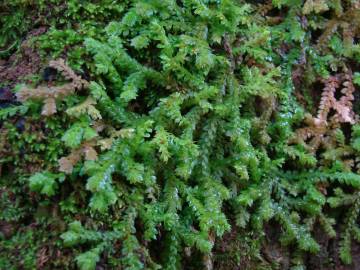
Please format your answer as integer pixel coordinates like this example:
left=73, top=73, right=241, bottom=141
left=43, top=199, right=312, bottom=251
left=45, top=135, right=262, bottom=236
left=0, top=27, right=46, bottom=87
left=213, top=221, right=360, bottom=270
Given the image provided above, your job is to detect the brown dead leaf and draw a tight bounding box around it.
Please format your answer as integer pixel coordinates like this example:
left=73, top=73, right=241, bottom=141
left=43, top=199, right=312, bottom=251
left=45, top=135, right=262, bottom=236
left=83, top=146, right=98, bottom=161
left=36, top=247, right=49, bottom=268
left=59, top=152, right=81, bottom=174
left=41, top=98, right=57, bottom=116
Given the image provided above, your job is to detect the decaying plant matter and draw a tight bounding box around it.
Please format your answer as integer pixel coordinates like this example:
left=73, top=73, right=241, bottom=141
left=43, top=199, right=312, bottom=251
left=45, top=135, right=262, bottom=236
left=16, top=59, right=88, bottom=116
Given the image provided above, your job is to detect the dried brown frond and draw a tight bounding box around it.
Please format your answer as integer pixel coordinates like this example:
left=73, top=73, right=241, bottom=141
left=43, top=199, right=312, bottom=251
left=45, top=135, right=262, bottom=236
left=338, top=72, right=356, bottom=121
left=36, top=247, right=50, bottom=269
left=66, top=97, right=102, bottom=120
left=41, top=97, right=57, bottom=116
left=291, top=113, right=328, bottom=153
left=315, top=75, right=340, bottom=125
left=59, top=141, right=98, bottom=174
left=16, top=59, right=89, bottom=116
left=292, top=70, right=358, bottom=167
left=48, top=59, right=89, bottom=90
left=83, top=145, right=98, bottom=161
left=315, top=73, right=357, bottom=126
left=58, top=150, right=82, bottom=174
